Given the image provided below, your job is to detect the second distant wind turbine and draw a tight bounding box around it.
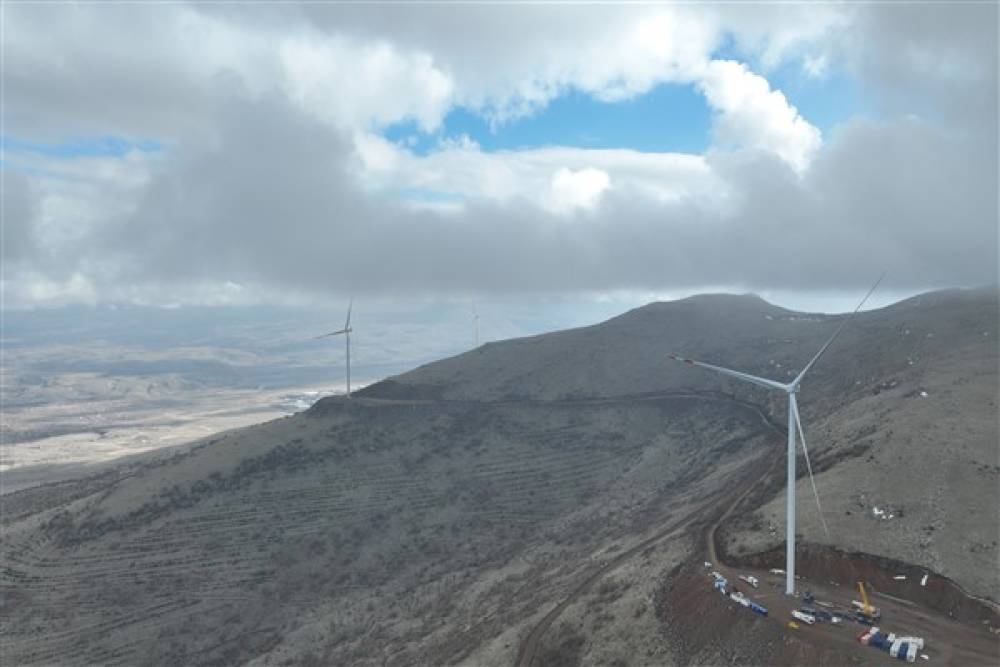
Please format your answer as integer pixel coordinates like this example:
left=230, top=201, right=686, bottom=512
left=316, top=299, right=353, bottom=398
left=473, top=304, right=480, bottom=348
left=669, top=275, right=883, bottom=596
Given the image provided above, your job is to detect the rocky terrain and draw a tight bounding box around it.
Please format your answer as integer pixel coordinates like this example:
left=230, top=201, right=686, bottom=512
left=368, top=287, right=1000, bottom=600
left=1, top=287, right=997, bottom=665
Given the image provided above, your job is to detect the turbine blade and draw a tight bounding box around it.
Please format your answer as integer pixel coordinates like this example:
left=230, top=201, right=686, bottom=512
left=345, top=297, right=353, bottom=329
left=668, top=354, right=787, bottom=392
left=792, top=395, right=832, bottom=542
left=314, top=328, right=347, bottom=339
left=792, top=272, right=885, bottom=386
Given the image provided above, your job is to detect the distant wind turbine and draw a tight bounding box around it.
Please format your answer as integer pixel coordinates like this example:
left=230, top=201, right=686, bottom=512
left=669, top=275, right=883, bottom=596
left=315, top=298, right=353, bottom=398
left=473, top=303, right=480, bottom=348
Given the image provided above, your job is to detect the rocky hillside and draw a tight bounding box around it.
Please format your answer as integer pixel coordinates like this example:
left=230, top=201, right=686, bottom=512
left=364, top=288, right=999, bottom=593
left=1, top=287, right=996, bottom=665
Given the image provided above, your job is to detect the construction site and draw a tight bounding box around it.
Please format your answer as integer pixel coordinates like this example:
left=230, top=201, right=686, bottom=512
left=686, top=457, right=999, bottom=666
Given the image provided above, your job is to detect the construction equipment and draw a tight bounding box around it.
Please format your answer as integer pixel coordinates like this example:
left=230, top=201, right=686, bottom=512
left=855, top=581, right=882, bottom=624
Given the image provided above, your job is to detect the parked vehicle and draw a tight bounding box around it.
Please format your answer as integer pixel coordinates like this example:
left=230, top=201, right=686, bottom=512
left=791, top=610, right=816, bottom=625
left=870, top=632, right=891, bottom=651
left=857, top=627, right=882, bottom=645
left=730, top=592, right=751, bottom=608
left=890, top=640, right=918, bottom=662
left=888, top=634, right=925, bottom=650
left=812, top=609, right=833, bottom=622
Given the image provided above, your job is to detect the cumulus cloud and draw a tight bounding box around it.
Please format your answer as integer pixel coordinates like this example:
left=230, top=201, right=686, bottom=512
left=353, top=139, right=717, bottom=207
left=698, top=60, right=822, bottom=172
left=2, top=1, right=996, bottom=309
left=278, top=34, right=454, bottom=132
left=547, top=168, right=611, bottom=215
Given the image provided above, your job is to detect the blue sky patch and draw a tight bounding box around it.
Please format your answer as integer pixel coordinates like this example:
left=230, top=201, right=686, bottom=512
left=768, top=63, right=869, bottom=132
left=394, top=188, right=466, bottom=206
left=385, top=82, right=713, bottom=156
left=2, top=135, right=163, bottom=159
left=711, top=34, right=868, bottom=133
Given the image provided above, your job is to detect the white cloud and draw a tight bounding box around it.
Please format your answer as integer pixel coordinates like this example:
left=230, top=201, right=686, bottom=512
left=802, top=53, right=829, bottom=79
left=698, top=60, right=822, bottom=172
left=547, top=167, right=611, bottom=215
left=278, top=34, right=454, bottom=132
left=352, top=137, right=719, bottom=210
left=708, top=1, right=852, bottom=72
left=2, top=2, right=996, bottom=308
left=8, top=272, right=100, bottom=307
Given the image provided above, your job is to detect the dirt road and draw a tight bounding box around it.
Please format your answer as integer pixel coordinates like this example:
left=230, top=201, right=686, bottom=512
left=514, top=391, right=782, bottom=667
left=515, top=389, right=999, bottom=666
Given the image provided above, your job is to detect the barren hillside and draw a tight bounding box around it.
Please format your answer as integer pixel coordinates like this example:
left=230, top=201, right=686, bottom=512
left=1, top=287, right=996, bottom=665
left=367, top=287, right=1000, bottom=599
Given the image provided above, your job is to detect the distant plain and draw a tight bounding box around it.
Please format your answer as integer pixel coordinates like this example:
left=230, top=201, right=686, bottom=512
left=0, top=305, right=432, bottom=493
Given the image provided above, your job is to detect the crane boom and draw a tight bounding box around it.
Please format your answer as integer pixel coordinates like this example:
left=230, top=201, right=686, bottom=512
left=856, top=581, right=881, bottom=622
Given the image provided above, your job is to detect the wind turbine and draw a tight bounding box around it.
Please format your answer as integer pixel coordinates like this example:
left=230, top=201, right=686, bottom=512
left=473, top=303, right=480, bottom=348
left=669, top=276, right=883, bottom=596
left=315, top=298, right=353, bottom=398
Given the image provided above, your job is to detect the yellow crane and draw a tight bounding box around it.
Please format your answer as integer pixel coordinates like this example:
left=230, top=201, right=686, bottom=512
left=856, top=581, right=882, bottom=623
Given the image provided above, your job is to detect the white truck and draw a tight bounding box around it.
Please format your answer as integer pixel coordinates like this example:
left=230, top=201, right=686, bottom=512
left=791, top=610, right=816, bottom=625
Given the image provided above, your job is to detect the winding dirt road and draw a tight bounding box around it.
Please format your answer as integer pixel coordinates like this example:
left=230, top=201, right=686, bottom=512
left=514, top=391, right=784, bottom=667
left=512, top=390, right=999, bottom=666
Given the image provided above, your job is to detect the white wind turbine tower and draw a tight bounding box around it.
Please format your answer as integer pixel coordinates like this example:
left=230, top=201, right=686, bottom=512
left=315, top=299, right=354, bottom=398
left=669, top=276, right=883, bottom=596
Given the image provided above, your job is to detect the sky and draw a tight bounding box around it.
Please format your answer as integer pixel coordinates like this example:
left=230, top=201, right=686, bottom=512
left=2, top=1, right=998, bottom=326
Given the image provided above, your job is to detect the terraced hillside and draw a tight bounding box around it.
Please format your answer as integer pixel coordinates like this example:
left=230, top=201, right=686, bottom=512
left=1, top=286, right=996, bottom=665
left=1, top=392, right=772, bottom=665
